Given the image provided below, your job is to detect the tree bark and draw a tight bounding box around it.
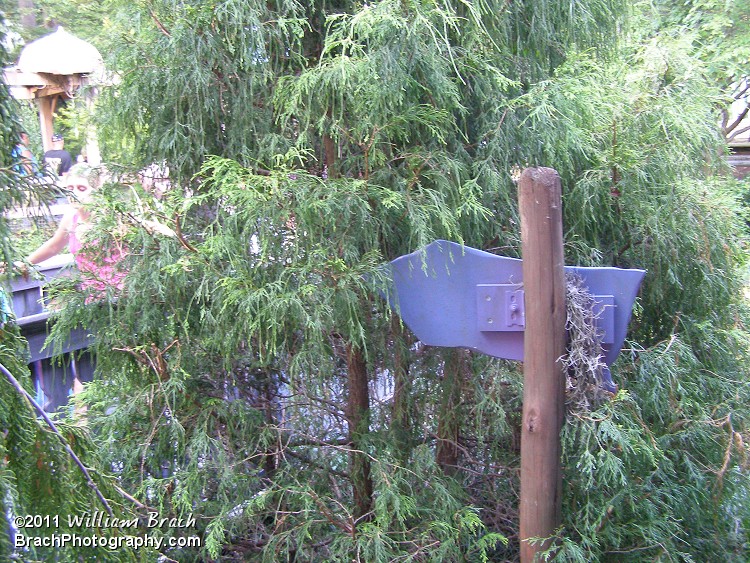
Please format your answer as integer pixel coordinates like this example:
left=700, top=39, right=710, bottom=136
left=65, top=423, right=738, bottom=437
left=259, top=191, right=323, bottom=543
left=436, top=348, right=466, bottom=475
left=346, top=343, right=372, bottom=523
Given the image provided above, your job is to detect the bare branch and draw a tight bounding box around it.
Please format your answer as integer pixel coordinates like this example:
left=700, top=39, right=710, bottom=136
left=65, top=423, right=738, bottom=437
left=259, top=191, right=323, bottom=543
left=724, top=104, right=750, bottom=136
left=0, top=361, right=114, bottom=516
left=149, top=8, right=171, bottom=37
left=728, top=124, right=750, bottom=141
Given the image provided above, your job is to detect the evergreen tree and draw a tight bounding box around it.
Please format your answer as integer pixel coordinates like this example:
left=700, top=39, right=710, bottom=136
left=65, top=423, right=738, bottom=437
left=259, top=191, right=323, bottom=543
left=650, top=0, right=750, bottom=141
left=2, top=0, right=748, bottom=561
left=0, top=0, right=108, bottom=55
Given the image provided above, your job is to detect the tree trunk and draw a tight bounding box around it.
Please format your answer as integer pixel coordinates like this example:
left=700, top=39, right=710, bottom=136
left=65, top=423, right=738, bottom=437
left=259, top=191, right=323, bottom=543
left=346, top=343, right=372, bottom=523
left=436, top=348, right=466, bottom=475
left=391, top=316, right=414, bottom=458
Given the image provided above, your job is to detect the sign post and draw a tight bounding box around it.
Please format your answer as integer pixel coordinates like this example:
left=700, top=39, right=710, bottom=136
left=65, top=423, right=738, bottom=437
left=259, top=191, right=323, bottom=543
left=518, top=167, right=566, bottom=561
left=378, top=167, right=645, bottom=562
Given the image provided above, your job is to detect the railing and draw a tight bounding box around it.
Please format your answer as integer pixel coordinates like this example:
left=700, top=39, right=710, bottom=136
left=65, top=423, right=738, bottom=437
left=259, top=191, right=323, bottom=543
left=6, top=254, right=94, bottom=412
left=8, top=254, right=92, bottom=362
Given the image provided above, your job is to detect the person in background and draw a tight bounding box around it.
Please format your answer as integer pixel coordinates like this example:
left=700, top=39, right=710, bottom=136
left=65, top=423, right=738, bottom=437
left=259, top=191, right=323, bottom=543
left=26, top=163, right=126, bottom=295
left=11, top=131, right=35, bottom=175
left=25, top=163, right=174, bottom=294
left=44, top=133, right=73, bottom=178
left=20, top=163, right=174, bottom=413
left=22, top=163, right=121, bottom=411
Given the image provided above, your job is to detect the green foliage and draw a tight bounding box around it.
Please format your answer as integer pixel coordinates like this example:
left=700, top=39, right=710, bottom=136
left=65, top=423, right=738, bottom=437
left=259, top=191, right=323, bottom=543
left=45, top=100, right=88, bottom=161
left=514, top=37, right=746, bottom=346
left=645, top=0, right=750, bottom=140
left=97, top=0, right=308, bottom=183
left=0, top=328, right=143, bottom=561
left=0, top=26, right=146, bottom=562
left=46, top=160, right=504, bottom=560
left=3, top=0, right=750, bottom=561
left=519, top=30, right=750, bottom=562
left=0, top=0, right=109, bottom=58
left=650, top=0, right=750, bottom=86
left=560, top=329, right=750, bottom=561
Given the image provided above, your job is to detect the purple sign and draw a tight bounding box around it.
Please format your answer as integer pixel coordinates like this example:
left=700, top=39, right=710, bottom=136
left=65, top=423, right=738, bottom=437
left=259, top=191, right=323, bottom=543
left=382, top=241, right=645, bottom=387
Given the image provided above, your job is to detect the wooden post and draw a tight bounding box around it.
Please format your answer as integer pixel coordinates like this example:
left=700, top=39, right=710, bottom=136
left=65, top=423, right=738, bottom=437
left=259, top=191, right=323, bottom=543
left=518, top=167, right=566, bottom=562
left=36, top=96, right=55, bottom=152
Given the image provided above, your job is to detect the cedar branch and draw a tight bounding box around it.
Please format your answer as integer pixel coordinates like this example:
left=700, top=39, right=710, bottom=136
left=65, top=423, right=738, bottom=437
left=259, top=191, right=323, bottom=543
left=0, top=361, right=114, bottom=516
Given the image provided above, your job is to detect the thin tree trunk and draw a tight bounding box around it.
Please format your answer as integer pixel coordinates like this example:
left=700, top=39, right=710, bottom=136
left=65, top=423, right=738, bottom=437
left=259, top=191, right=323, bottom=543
left=436, top=348, right=466, bottom=475
left=391, top=316, right=413, bottom=458
left=346, top=343, right=372, bottom=523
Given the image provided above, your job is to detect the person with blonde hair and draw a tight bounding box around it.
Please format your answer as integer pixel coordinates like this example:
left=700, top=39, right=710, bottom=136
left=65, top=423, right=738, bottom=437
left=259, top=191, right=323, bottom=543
left=23, top=163, right=175, bottom=415
left=26, top=163, right=173, bottom=295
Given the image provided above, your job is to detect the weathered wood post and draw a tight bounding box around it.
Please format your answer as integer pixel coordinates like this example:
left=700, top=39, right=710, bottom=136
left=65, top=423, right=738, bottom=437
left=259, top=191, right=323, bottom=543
left=378, top=165, right=644, bottom=560
left=518, top=167, right=567, bottom=561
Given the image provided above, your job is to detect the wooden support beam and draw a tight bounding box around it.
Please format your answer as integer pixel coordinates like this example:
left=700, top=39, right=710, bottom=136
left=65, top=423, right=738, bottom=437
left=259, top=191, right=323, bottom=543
left=37, top=96, right=55, bottom=151
left=518, top=167, right=566, bottom=562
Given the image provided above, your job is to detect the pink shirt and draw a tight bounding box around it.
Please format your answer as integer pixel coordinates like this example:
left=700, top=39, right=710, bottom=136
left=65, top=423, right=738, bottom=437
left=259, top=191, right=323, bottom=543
left=69, top=213, right=127, bottom=297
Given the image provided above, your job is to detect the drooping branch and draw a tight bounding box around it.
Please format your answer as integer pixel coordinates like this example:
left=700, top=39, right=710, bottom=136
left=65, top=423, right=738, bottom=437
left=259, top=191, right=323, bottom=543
left=0, top=361, right=114, bottom=516
left=727, top=122, right=750, bottom=141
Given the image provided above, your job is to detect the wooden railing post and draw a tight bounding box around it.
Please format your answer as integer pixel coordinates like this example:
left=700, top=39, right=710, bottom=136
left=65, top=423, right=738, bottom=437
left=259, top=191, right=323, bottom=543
left=518, top=167, right=566, bottom=561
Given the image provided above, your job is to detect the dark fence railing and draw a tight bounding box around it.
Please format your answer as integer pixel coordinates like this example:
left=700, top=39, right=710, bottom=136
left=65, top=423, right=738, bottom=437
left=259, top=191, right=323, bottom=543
left=6, top=254, right=94, bottom=413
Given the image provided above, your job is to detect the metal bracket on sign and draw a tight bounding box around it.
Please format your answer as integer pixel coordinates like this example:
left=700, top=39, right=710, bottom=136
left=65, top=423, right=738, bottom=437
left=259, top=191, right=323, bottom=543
left=476, top=284, right=525, bottom=331
left=476, top=285, right=617, bottom=343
